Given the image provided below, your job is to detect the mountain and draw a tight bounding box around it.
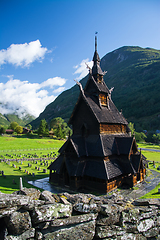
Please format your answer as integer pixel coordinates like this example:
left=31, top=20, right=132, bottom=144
left=30, top=46, right=160, bottom=131
left=0, top=113, right=35, bottom=127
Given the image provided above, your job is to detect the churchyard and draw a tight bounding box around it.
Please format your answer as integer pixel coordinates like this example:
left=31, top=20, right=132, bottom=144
left=0, top=135, right=160, bottom=195
left=0, top=135, right=64, bottom=193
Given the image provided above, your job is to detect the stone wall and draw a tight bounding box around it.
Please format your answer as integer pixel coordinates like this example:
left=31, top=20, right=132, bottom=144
left=0, top=188, right=160, bottom=239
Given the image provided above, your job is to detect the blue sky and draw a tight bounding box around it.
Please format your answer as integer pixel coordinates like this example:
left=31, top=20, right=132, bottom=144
left=0, top=0, right=160, bottom=118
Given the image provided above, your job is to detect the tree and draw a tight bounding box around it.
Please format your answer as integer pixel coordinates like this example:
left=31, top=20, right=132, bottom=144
left=26, top=124, right=32, bottom=130
left=128, top=122, right=135, bottom=136
left=15, top=125, right=23, bottom=134
left=38, top=119, right=49, bottom=136
left=0, top=126, right=6, bottom=134
left=152, top=133, right=160, bottom=144
left=9, top=122, right=19, bottom=131
left=135, top=132, right=147, bottom=142
left=50, top=117, right=72, bottom=138
left=55, top=125, right=64, bottom=139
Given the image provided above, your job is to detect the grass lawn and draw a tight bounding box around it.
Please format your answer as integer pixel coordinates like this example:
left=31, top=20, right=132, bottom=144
left=0, top=134, right=64, bottom=151
left=141, top=150, right=160, bottom=162
left=0, top=159, right=54, bottom=193
left=0, top=135, right=65, bottom=194
left=140, top=182, right=160, bottom=199
left=0, top=135, right=64, bottom=160
left=138, top=142, right=160, bottom=150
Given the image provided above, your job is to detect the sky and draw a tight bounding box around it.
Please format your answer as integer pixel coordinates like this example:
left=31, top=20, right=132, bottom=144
left=0, top=0, right=160, bottom=118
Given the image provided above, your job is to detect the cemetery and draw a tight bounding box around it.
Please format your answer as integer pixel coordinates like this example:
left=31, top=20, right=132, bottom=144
left=0, top=146, right=60, bottom=194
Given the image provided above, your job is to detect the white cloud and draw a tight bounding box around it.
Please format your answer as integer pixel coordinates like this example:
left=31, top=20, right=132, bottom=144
left=53, top=87, right=65, bottom=93
left=73, top=58, right=93, bottom=80
left=40, top=77, right=66, bottom=88
left=0, top=40, right=48, bottom=67
left=0, top=75, right=67, bottom=118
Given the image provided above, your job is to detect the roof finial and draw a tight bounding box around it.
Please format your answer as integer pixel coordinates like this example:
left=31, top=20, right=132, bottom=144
left=95, top=32, right=98, bottom=51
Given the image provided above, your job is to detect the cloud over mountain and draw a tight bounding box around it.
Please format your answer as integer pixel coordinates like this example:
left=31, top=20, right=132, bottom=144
left=73, top=59, right=93, bottom=80
left=0, top=75, right=67, bottom=118
left=0, top=40, right=48, bottom=67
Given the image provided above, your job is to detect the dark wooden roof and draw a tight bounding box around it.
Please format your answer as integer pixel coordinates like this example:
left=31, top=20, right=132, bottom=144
left=84, top=75, right=110, bottom=94
left=115, top=137, right=134, bottom=155
left=58, top=134, right=134, bottom=158
left=48, top=154, right=141, bottom=181
left=69, top=91, right=128, bottom=125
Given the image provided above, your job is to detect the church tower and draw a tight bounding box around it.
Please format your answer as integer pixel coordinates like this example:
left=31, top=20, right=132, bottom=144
left=48, top=35, right=146, bottom=193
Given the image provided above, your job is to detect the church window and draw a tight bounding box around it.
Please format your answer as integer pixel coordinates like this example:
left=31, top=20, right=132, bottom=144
left=97, top=75, right=103, bottom=83
left=99, top=93, right=107, bottom=106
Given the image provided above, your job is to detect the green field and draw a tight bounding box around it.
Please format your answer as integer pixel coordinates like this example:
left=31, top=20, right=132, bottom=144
left=140, top=182, right=160, bottom=199
left=138, top=142, right=160, bottom=150
left=0, top=135, right=64, bottom=160
left=137, top=142, right=160, bottom=162
left=0, top=135, right=64, bottom=193
left=0, top=136, right=160, bottom=197
left=0, top=160, right=53, bottom=193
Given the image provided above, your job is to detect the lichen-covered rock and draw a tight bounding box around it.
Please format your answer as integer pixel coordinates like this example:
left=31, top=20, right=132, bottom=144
left=60, top=196, right=72, bottom=205
left=137, top=218, right=154, bottom=232
left=43, top=220, right=96, bottom=240
left=31, top=203, right=72, bottom=225
left=0, top=194, right=29, bottom=209
left=37, top=213, right=97, bottom=232
left=73, top=202, right=98, bottom=213
left=40, top=190, right=55, bottom=203
left=121, top=208, right=140, bottom=232
left=0, top=206, right=19, bottom=218
left=99, top=204, right=121, bottom=225
left=5, top=228, right=35, bottom=240
left=4, top=209, right=32, bottom=235
left=96, top=225, right=118, bottom=238
left=23, top=199, right=45, bottom=211
left=15, top=187, right=41, bottom=200
left=117, top=233, right=147, bottom=240
left=143, top=227, right=159, bottom=238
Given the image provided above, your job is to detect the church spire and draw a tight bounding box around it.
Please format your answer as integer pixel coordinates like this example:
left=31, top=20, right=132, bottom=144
left=95, top=33, right=97, bottom=51
left=92, top=33, right=104, bottom=79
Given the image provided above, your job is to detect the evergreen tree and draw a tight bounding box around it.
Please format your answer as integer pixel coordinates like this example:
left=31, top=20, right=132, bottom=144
left=38, top=119, right=49, bottom=136
left=55, top=124, right=63, bottom=139
left=50, top=117, right=72, bottom=138
left=0, top=126, right=6, bottom=134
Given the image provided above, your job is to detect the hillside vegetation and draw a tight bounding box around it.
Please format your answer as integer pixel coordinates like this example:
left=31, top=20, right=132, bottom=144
left=0, top=113, right=35, bottom=127
left=30, top=46, right=160, bottom=131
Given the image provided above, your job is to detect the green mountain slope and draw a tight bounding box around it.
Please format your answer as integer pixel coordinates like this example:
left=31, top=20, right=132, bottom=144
left=0, top=113, right=35, bottom=127
left=30, top=46, right=160, bottom=131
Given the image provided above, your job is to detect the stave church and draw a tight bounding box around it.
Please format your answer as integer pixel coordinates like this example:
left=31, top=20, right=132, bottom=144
left=48, top=36, right=146, bottom=193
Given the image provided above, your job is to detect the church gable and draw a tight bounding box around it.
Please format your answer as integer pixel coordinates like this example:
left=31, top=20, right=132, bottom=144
left=70, top=96, right=99, bottom=135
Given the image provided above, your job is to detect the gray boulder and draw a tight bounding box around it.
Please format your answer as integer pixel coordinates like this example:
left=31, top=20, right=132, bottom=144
left=31, top=203, right=72, bottom=225
left=40, top=190, right=55, bottom=203
left=4, top=209, right=32, bottom=235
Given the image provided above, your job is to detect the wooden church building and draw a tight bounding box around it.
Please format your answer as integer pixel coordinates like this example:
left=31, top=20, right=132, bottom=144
left=48, top=36, right=146, bottom=193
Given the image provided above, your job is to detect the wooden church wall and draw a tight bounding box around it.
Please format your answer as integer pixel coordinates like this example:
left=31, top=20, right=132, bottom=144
left=72, top=99, right=99, bottom=135
left=100, top=123, right=127, bottom=134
